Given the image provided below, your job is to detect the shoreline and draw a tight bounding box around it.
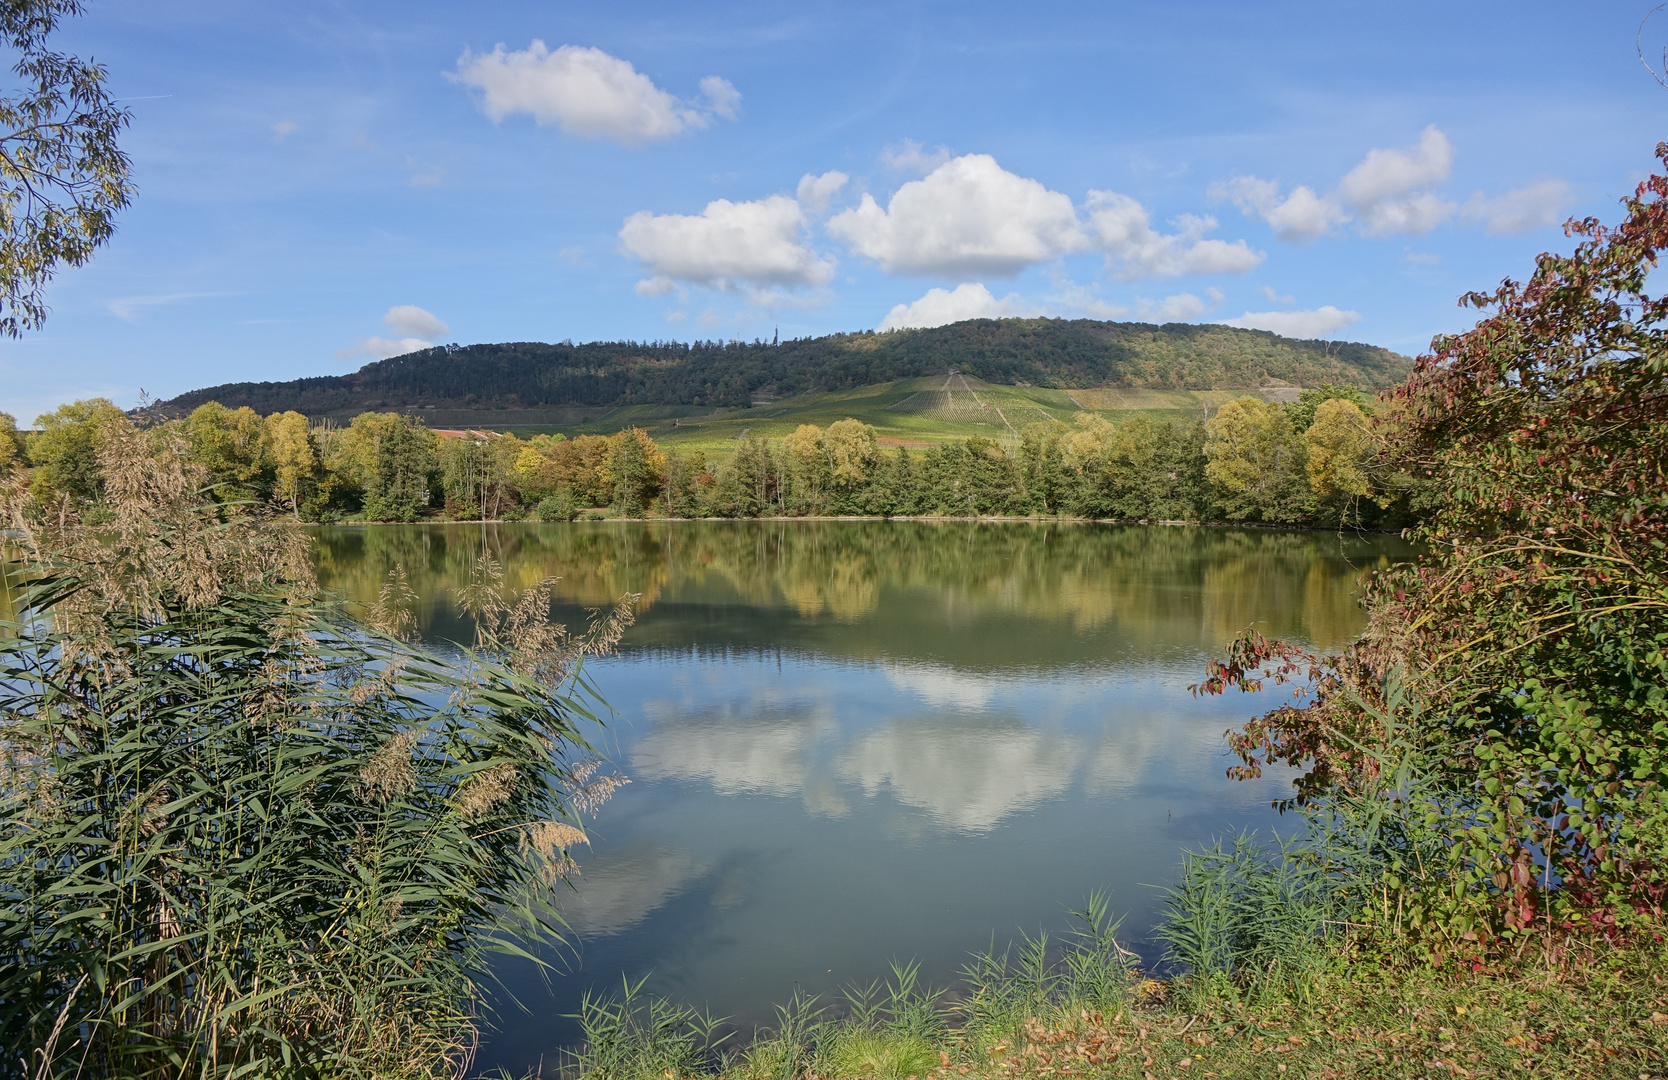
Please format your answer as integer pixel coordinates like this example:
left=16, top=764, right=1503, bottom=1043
left=304, top=514, right=1407, bottom=535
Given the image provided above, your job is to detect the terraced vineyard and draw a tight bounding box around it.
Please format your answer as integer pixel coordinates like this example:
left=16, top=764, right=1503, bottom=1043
left=488, top=374, right=1313, bottom=460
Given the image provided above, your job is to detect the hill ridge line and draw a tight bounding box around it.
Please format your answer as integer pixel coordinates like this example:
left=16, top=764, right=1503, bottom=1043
left=160, top=316, right=1412, bottom=419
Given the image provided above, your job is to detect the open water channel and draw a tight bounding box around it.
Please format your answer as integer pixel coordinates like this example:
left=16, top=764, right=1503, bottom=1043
left=309, top=520, right=1413, bottom=1073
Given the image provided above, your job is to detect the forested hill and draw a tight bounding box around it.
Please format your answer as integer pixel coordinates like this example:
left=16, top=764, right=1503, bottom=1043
left=161, top=318, right=1413, bottom=416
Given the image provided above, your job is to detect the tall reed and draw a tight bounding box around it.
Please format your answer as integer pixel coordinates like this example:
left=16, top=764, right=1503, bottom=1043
left=0, top=421, right=632, bottom=1078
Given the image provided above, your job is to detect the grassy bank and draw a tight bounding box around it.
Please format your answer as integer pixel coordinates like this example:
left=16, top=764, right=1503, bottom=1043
left=563, top=942, right=1668, bottom=1080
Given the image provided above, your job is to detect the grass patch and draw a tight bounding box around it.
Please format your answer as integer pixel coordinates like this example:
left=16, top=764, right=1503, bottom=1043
left=940, top=943, right=1668, bottom=1080
left=556, top=882, right=1668, bottom=1080
left=558, top=938, right=1668, bottom=1080
left=822, top=1030, right=939, bottom=1080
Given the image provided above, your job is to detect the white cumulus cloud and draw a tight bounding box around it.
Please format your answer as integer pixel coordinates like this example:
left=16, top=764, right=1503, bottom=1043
left=1462, top=178, right=1571, bottom=234
left=1338, top=126, right=1453, bottom=207
left=619, top=194, right=835, bottom=290
left=337, top=336, right=434, bottom=361
left=1352, top=190, right=1455, bottom=238
left=795, top=170, right=848, bottom=214
left=451, top=42, right=738, bottom=144
left=1219, top=306, right=1362, bottom=340
left=1218, top=126, right=1478, bottom=241
left=383, top=304, right=449, bottom=338
left=1084, top=191, right=1264, bottom=279
left=878, top=282, right=1031, bottom=331
left=828, top=154, right=1089, bottom=277
left=1214, top=177, right=1347, bottom=243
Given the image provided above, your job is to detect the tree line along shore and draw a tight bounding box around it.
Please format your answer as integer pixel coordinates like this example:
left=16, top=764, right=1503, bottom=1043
left=0, top=380, right=1423, bottom=530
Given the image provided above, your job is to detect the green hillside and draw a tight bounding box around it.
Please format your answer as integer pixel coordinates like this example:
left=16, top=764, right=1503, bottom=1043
left=557, top=373, right=1314, bottom=457
left=158, top=317, right=1413, bottom=424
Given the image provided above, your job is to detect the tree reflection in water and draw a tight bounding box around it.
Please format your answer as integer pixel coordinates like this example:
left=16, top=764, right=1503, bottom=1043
left=305, top=521, right=1414, bottom=1075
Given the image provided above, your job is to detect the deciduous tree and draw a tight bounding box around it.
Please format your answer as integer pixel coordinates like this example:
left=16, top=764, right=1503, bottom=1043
left=1203, top=397, right=1308, bottom=522
left=261, top=410, right=316, bottom=517
left=27, top=396, right=123, bottom=503
left=0, top=0, right=135, bottom=335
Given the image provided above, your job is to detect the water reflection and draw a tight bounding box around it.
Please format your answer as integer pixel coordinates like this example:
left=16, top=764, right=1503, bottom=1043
left=311, top=520, right=1398, bottom=661
left=557, top=845, right=707, bottom=938
left=631, top=699, right=843, bottom=804
left=303, top=521, right=1414, bottom=1074
left=838, top=717, right=1082, bottom=833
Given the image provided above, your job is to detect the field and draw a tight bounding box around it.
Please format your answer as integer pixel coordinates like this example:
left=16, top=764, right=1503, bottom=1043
left=436, top=376, right=1303, bottom=460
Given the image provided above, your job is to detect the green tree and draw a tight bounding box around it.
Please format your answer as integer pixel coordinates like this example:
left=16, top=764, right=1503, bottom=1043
left=181, top=401, right=268, bottom=501
left=0, top=1, right=136, bottom=336
left=0, top=409, right=21, bottom=472
left=27, top=396, right=123, bottom=503
left=368, top=419, right=437, bottom=521
left=1104, top=416, right=1208, bottom=521
left=1203, top=397, right=1308, bottom=522
left=862, top=445, right=922, bottom=516
left=1284, top=382, right=1370, bottom=432
left=708, top=436, right=772, bottom=517
left=782, top=423, right=829, bottom=515
left=919, top=441, right=972, bottom=515
left=607, top=428, right=662, bottom=518
left=661, top=449, right=703, bottom=518
left=1019, top=420, right=1070, bottom=515
left=326, top=413, right=441, bottom=522
left=961, top=436, right=1022, bottom=515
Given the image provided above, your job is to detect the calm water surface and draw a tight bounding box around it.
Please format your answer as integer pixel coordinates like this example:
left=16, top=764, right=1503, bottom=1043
left=309, top=520, right=1413, bottom=1073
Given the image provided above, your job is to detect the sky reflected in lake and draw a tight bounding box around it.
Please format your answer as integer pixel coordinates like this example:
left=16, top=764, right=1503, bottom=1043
left=308, top=520, right=1412, bottom=1073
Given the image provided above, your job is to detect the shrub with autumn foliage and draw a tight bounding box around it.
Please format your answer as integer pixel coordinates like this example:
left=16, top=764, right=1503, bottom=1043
left=1197, top=145, right=1668, bottom=950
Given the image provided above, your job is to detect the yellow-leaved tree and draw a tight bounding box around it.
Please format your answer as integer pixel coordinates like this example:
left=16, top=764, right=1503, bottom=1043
left=1202, top=397, right=1308, bottom=522
left=262, top=410, right=317, bottom=517
left=1303, top=397, right=1376, bottom=500
left=825, top=418, right=879, bottom=487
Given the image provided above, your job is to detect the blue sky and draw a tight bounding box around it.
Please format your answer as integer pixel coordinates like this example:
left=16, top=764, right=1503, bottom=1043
left=3, top=0, right=1665, bottom=419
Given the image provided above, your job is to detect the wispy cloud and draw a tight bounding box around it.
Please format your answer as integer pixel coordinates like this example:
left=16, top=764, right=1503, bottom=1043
left=408, top=161, right=445, bottom=187
left=1218, top=305, right=1361, bottom=339
left=1216, top=126, right=1569, bottom=244
left=879, top=138, right=950, bottom=174
left=107, top=292, right=234, bottom=321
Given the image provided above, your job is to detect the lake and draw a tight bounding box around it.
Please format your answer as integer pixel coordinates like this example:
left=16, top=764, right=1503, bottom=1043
left=308, top=520, right=1413, bottom=1074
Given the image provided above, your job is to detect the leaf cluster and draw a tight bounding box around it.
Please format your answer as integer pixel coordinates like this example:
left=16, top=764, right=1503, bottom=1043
left=0, top=0, right=134, bottom=336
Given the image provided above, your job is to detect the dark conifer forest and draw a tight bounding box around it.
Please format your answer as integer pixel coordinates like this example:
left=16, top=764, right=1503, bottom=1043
left=158, top=318, right=1410, bottom=416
